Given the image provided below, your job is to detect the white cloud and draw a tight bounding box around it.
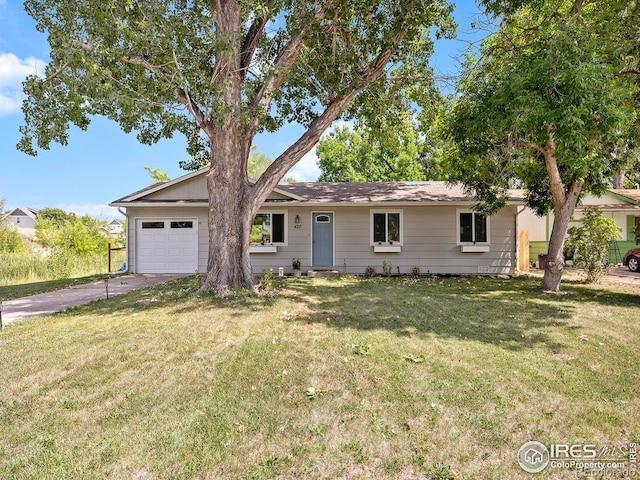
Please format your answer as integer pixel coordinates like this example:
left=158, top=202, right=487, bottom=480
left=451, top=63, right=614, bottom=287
left=0, top=52, right=45, bottom=116
left=287, top=146, right=321, bottom=182
left=285, top=120, right=353, bottom=182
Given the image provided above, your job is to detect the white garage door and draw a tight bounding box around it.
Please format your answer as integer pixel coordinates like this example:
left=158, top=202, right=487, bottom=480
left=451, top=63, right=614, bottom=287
left=136, top=219, right=198, bottom=273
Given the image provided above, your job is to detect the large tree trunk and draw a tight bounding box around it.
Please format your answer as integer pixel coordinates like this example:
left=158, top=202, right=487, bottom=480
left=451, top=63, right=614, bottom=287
left=198, top=0, right=257, bottom=296
left=201, top=162, right=256, bottom=296
left=199, top=117, right=258, bottom=295
left=539, top=125, right=583, bottom=291
left=542, top=199, right=576, bottom=291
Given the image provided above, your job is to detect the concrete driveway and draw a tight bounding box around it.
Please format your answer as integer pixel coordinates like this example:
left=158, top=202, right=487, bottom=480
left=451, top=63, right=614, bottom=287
left=1, top=274, right=187, bottom=326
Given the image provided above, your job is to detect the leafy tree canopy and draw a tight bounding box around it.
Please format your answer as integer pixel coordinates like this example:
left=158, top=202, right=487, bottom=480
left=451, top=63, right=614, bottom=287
left=144, top=166, right=171, bottom=184
left=38, top=207, right=77, bottom=226
left=449, top=0, right=636, bottom=214
left=36, top=210, right=108, bottom=256
left=20, top=0, right=455, bottom=165
left=443, top=0, right=638, bottom=290
left=317, top=112, right=448, bottom=182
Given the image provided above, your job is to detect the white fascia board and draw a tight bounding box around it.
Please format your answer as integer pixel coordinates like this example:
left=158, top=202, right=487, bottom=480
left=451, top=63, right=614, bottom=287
left=109, top=201, right=209, bottom=208
left=118, top=169, right=207, bottom=203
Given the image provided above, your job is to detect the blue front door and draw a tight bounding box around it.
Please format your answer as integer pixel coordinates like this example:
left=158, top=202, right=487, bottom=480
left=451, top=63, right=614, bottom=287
left=312, top=213, right=333, bottom=266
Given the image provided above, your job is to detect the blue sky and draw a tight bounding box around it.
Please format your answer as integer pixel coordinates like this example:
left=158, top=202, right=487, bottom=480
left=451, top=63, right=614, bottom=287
left=0, top=1, right=487, bottom=219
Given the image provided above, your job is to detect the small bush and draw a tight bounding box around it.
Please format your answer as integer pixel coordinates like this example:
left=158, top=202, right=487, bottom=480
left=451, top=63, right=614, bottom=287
left=382, top=259, right=392, bottom=276
left=0, top=227, right=27, bottom=253
left=566, top=208, right=621, bottom=283
left=260, top=268, right=274, bottom=290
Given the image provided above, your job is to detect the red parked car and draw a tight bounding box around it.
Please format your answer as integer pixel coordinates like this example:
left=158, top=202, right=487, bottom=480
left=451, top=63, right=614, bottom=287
left=622, top=247, right=640, bottom=273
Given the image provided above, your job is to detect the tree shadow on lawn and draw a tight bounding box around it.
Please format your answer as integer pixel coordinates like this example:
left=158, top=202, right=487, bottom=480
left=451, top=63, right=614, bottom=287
left=280, top=276, right=640, bottom=352
left=56, top=275, right=639, bottom=355
left=58, top=276, right=278, bottom=319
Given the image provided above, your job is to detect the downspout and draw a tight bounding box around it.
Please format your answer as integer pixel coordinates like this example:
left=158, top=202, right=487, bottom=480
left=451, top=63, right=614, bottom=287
left=117, top=207, right=130, bottom=274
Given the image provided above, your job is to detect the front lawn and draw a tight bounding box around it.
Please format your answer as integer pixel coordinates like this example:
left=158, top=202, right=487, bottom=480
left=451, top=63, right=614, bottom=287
left=1, top=276, right=638, bottom=479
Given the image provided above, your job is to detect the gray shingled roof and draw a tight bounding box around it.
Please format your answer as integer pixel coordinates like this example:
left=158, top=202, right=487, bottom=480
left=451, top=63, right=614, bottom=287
left=109, top=167, right=525, bottom=205
left=274, top=181, right=525, bottom=204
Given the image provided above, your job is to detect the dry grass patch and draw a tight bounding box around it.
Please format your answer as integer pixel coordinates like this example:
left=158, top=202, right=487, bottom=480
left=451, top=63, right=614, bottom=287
left=1, top=275, right=639, bottom=479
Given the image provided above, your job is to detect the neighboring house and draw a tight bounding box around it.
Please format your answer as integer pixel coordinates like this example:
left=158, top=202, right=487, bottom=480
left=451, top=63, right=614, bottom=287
left=110, top=169, right=526, bottom=276
left=5, top=207, right=39, bottom=229
left=103, top=219, right=125, bottom=238
left=519, top=190, right=640, bottom=264
left=2, top=207, right=39, bottom=243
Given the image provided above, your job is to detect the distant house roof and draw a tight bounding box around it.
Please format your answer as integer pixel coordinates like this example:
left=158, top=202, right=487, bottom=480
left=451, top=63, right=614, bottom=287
left=610, top=189, right=640, bottom=206
left=110, top=169, right=526, bottom=207
left=8, top=207, right=39, bottom=220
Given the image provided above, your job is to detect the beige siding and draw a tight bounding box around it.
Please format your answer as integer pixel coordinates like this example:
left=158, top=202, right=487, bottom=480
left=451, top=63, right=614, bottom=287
left=249, top=205, right=517, bottom=275
left=570, top=210, right=627, bottom=241
left=124, top=205, right=517, bottom=275
left=145, top=176, right=207, bottom=200
left=144, top=176, right=295, bottom=202
left=519, top=208, right=547, bottom=242
left=581, top=192, right=628, bottom=205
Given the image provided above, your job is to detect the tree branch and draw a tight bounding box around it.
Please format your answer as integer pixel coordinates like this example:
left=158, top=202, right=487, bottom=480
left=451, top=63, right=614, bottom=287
left=43, top=60, right=74, bottom=83
left=122, top=55, right=174, bottom=83
left=240, top=14, right=270, bottom=81
left=250, top=3, right=419, bottom=205
left=246, top=3, right=325, bottom=130
left=540, top=124, right=567, bottom=208
left=250, top=87, right=358, bottom=208
left=176, top=88, right=207, bottom=128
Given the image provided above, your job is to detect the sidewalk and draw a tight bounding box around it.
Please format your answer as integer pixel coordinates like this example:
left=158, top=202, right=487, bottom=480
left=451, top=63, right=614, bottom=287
left=1, top=274, right=187, bottom=326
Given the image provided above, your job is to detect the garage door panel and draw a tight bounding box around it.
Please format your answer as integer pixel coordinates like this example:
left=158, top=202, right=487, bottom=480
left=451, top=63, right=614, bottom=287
left=136, top=219, right=198, bottom=273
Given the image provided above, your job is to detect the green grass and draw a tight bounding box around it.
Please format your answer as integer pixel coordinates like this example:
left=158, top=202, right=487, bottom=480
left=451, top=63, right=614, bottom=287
left=1, top=276, right=639, bottom=479
left=0, top=250, right=126, bottom=288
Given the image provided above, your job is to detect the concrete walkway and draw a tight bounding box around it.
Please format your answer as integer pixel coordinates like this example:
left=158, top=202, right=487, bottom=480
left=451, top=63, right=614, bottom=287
left=1, top=274, right=187, bottom=326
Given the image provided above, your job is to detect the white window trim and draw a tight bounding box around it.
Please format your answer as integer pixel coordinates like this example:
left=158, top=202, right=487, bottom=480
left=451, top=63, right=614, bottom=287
left=250, top=210, right=288, bottom=247
left=370, top=209, right=403, bottom=247
left=456, top=209, right=490, bottom=246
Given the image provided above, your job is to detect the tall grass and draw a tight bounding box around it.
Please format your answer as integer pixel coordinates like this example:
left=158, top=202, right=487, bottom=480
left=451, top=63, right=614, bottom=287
left=0, top=250, right=126, bottom=286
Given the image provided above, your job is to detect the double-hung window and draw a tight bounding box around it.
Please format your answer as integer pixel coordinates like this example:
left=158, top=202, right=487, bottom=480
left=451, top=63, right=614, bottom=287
left=371, top=210, right=402, bottom=245
left=250, top=212, right=286, bottom=245
left=457, top=210, right=489, bottom=244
